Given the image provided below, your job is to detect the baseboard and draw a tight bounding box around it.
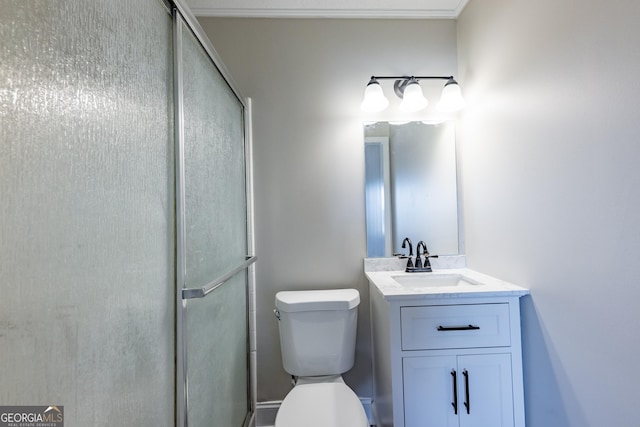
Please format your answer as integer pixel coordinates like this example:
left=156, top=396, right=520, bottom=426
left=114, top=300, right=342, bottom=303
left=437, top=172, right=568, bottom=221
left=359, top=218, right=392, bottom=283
left=255, top=401, right=280, bottom=427
left=256, top=397, right=374, bottom=427
left=360, top=397, right=374, bottom=424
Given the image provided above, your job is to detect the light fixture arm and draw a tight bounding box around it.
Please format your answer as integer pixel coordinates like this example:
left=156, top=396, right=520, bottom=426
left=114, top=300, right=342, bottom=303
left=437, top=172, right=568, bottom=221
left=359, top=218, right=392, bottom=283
left=369, top=75, right=455, bottom=98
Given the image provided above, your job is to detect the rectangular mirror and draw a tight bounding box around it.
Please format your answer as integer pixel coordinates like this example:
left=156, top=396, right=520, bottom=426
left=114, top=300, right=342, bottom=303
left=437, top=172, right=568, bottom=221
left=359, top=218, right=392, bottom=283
left=364, top=121, right=459, bottom=257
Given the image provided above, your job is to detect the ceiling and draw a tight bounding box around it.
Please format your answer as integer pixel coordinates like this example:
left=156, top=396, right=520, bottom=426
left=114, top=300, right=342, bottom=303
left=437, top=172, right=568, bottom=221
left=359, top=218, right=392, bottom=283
left=186, top=0, right=470, bottom=19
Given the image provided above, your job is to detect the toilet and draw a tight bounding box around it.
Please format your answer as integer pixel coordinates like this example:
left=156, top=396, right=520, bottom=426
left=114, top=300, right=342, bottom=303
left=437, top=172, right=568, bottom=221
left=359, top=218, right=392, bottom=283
left=273, top=289, right=369, bottom=427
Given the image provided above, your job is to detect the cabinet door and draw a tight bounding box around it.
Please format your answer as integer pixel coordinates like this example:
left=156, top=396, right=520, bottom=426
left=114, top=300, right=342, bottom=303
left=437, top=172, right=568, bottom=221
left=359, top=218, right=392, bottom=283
left=458, top=354, right=514, bottom=427
left=403, top=356, right=459, bottom=427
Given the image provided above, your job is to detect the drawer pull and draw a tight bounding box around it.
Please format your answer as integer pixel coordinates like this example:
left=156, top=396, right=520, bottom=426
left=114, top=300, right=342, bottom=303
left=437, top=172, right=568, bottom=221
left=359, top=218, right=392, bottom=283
left=451, top=370, right=458, bottom=414
left=437, top=324, right=480, bottom=331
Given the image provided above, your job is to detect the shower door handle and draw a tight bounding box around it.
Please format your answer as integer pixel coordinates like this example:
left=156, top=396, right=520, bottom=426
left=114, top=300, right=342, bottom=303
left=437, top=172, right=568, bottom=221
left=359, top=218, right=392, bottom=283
left=182, top=255, right=257, bottom=299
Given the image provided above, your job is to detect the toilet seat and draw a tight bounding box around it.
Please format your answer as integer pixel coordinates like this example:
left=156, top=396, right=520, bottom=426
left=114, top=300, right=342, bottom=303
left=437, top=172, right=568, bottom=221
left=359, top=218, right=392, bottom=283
left=275, top=379, right=369, bottom=427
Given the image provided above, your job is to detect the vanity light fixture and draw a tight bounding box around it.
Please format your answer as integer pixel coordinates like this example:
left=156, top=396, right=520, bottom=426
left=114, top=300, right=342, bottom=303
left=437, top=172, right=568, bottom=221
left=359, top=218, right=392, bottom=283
left=360, top=75, right=466, bottom=113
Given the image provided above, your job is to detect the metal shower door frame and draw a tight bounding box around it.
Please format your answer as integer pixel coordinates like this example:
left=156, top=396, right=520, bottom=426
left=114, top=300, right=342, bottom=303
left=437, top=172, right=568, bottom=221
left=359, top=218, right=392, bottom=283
left=171, top=2, right=256, bottom=426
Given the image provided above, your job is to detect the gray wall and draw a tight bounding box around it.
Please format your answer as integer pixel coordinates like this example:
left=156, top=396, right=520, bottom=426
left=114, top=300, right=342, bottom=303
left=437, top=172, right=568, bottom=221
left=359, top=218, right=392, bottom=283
left=198, top=18, right=459, bottom=401
left=199, top=8, right=640, bottom=424
left=457, top=1, right=640, bottom=426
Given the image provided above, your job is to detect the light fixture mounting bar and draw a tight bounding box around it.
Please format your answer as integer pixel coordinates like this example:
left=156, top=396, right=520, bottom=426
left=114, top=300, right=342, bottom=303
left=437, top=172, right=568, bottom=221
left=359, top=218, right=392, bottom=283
left=369, top=75, right=453, bottom=81
left=370, top=76, right=457, bottom=99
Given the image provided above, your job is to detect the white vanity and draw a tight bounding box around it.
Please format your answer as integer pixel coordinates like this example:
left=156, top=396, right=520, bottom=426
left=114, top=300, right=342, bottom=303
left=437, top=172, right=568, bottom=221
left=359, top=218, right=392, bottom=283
left=366, top=264, right=529, bottom=427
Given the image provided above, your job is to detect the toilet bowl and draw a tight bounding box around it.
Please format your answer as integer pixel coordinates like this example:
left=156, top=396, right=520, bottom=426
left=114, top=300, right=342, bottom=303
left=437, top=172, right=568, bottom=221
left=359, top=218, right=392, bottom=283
left=275, top=376, right=368, bottom=427
left=273, top=289, right=369, bottom=427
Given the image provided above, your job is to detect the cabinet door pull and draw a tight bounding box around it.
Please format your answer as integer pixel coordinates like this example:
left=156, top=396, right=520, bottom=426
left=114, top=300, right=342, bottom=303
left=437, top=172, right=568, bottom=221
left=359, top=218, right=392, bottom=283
left=451, top=369, right=458, bottom=414
left=463, top=369, right=470, bottom=414
left=437, top=324, right=480, bottom=331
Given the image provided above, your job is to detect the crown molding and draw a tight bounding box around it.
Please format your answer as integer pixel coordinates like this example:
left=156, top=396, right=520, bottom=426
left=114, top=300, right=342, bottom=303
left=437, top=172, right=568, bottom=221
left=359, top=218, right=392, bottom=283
left=189, top=0, right=469, bottom=19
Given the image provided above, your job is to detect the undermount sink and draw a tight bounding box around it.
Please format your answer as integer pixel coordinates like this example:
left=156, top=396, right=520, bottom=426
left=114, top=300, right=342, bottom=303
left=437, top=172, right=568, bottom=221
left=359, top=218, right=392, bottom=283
left=390, top=273, right=481, bottom=288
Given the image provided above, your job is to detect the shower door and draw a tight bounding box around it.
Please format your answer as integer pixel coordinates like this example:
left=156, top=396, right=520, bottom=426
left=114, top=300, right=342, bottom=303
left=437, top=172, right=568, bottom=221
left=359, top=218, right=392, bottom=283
left=173, top=9, right=254, bottom=427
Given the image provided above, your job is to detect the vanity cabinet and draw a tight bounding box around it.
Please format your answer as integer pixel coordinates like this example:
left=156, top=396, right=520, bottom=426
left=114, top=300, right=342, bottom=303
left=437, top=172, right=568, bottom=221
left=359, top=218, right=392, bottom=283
left=368, top=282, right=527, bottom=427
left=403, top=353, right=513, bottom=427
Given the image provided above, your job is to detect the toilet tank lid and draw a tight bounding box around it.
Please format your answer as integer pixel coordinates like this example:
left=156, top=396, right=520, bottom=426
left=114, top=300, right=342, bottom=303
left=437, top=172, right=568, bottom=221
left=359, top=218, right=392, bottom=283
left=275, top=289, right=360, bottom=312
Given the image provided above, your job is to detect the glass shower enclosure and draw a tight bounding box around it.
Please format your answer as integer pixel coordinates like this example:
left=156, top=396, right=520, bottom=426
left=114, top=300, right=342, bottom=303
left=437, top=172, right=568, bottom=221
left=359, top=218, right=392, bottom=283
left=174, top=7, right=256, bottom=427
left=0, top=0, right=255, bottom=425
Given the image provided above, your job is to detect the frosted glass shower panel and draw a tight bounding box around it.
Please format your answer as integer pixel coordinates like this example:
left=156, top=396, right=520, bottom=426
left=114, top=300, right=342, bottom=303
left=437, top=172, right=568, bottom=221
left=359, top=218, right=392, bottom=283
left=182, top=23, right=247, bottom=287
left=0, top=0, right=175, bottom=424
left=180, top=21, right=249, bottom=427
left=186, top=272, right=249, bottom=426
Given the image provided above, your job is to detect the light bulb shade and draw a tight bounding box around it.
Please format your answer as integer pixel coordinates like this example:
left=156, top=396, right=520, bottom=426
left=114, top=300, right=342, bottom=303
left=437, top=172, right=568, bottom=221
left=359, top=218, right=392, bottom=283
left=360, top=79, right=389, bottom=113
left=399, top=80, right=428, bottom=112
left=437, top=78, right=466, bottom=112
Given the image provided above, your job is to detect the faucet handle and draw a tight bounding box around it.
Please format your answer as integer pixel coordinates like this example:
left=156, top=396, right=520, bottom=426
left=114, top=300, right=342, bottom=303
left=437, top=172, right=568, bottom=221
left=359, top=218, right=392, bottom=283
left=395, top=253, right=414, bottom=267
left=423, top=253, right=439, bottom=270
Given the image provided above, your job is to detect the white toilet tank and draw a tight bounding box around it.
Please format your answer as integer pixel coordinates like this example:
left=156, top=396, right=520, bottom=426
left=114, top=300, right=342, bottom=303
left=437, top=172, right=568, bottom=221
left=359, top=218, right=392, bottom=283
left=275, top=289, right=360, bottom=377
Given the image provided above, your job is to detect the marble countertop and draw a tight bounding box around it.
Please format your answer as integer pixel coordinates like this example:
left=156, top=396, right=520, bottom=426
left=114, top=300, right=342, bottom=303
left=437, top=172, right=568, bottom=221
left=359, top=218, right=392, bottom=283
left=365, top=268, right=530, bottom=301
